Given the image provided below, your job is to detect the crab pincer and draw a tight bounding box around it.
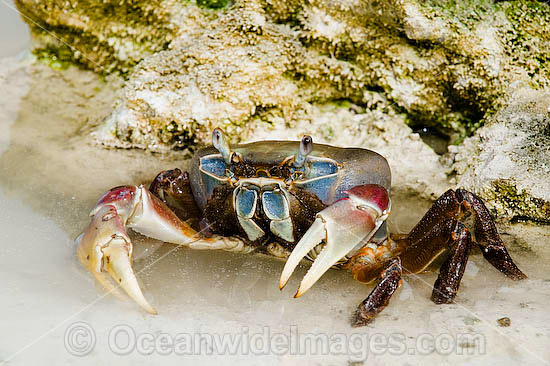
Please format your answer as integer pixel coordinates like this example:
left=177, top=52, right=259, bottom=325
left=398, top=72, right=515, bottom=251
left=76, top=185, right=210, bottom=314
left=279, top=184, right=390, bottom=297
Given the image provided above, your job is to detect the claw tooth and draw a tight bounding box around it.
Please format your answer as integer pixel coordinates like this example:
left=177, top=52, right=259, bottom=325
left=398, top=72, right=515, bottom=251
left=295, top=209, right=377, bottom=297
left=103, top=239, right=157, bottom=315
left=294, top=231, right=359, bottom=297
left=279, top=217, right=326, bottom=290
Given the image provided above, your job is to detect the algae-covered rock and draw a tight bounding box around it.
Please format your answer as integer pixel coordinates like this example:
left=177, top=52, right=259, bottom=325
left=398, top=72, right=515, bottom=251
left=14, top=0, right=192, bottom=74
left=14, top=0, right=550, bottom=220
left=16, top=0, right=550, bottom=143
left=453, top=88, right=550, bottom=223
left=94, top=2, right=302, bottom=151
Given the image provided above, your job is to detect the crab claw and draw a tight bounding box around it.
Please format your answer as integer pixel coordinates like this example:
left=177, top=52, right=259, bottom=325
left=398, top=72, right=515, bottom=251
left=77, top=205, right=157, bottom=314
left=76, top=185, right=201, bottom=314
left=279, top=184, right=390, bottom=297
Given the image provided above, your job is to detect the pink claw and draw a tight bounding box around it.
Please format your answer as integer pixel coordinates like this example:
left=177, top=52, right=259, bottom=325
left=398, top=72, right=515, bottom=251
left=77, top=185, right=200, bottom=314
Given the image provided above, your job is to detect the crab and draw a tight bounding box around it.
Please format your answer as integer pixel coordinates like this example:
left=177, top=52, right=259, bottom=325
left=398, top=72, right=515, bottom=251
left=76, top=129, right=526, bottom=327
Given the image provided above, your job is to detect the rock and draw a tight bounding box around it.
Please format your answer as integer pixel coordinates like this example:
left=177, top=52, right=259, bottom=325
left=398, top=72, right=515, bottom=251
left=14, top=0, right=550, bottom=221
left=16, top=0, right=550, bottom=143
left=453, top=87, right=550, bottom=251
left=93, top=0, right=508, bottom=145
left=93, top=2, right=301, bottom=152
left=450, top=87, right=550, bottom=252
left=13, top=0, right=198, bottom=74
left=497, top=317, right=511, bottom=327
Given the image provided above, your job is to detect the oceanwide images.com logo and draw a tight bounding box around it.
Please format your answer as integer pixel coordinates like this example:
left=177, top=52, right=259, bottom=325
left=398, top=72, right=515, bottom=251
left=64, top=322, right=486, bottom=360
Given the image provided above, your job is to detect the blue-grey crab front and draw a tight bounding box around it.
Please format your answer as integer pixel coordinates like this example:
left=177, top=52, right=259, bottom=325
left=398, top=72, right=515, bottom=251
left=76, top=129, right=526, bottom=327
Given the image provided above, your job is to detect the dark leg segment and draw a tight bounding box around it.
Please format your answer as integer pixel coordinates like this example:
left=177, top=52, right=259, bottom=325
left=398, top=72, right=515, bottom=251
left=455, top=189, right=526, bottom=280
left=407, top=189, right=461, bottom=243
left=352, top=258, right=402, bottom=327
left=406, top=189, right=526, bottom=280
left=400, top=218, right=472, bottom=304
left=149, top=168, right=201, bottom=225
left=430, top=221, right=472, bottom=304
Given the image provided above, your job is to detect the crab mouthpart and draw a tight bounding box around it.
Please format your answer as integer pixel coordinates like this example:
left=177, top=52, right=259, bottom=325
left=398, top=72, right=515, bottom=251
left=279, top=197, right=382, bottom=297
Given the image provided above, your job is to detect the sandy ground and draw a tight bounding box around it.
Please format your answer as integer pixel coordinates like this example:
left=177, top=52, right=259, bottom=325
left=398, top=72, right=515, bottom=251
left=0, top=55, right=549, bottom=366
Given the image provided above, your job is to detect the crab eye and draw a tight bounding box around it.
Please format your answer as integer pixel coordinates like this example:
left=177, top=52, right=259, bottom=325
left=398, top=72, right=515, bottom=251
left=212, top=128, right=223, bottom=149
left=212, top=128, right=232, bottom=164
left=294, top=135, right=313, bottom=168
left=301, top=135, right=313, bottom=155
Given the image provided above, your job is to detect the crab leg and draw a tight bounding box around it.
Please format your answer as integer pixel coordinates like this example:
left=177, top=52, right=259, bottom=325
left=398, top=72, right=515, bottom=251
left=407, top=189, right=526, bottom=280
left=456, top=189, right=526, bottom=280
left=430, top=220, right=472, bottom=304
left=76, top=185, right=244, bottom=314
left=352, top=258, right=402, bottom=327
left=279, top=184, right=390, bottom=297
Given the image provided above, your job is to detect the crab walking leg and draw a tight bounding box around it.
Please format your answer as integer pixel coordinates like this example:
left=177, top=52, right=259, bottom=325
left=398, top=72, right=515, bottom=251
left=395, top=217, right=474, bottom=305
left=456, top=189, right=526, bottom=280
left=407, top=189, right=526, bottom=280
left=352, top=258, right=402, bottom=327
left=280, top=184, right=390, bottom=297
left=76, top=185, right=245, bottom=314
left=430, top=220, right=472, bottom=304
left=350, top=220, right=471, bottom=326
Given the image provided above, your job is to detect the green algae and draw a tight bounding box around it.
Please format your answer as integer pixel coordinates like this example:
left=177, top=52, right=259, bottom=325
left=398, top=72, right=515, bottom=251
left=502, top=0, right=550, bottom=88
left=488, top=180, right=550, bottom=223
left=196, top=0, right=231, bottom=9
left=15, top=0, right=178, bottom=75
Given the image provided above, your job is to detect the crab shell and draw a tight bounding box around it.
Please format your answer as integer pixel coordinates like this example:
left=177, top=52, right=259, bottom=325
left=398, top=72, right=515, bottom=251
left=188, top=140, right=391, bottom=247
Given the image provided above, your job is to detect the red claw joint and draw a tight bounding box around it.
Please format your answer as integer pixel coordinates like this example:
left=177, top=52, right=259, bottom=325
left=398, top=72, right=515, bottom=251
left=345, top=184, right=390, bottom=216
